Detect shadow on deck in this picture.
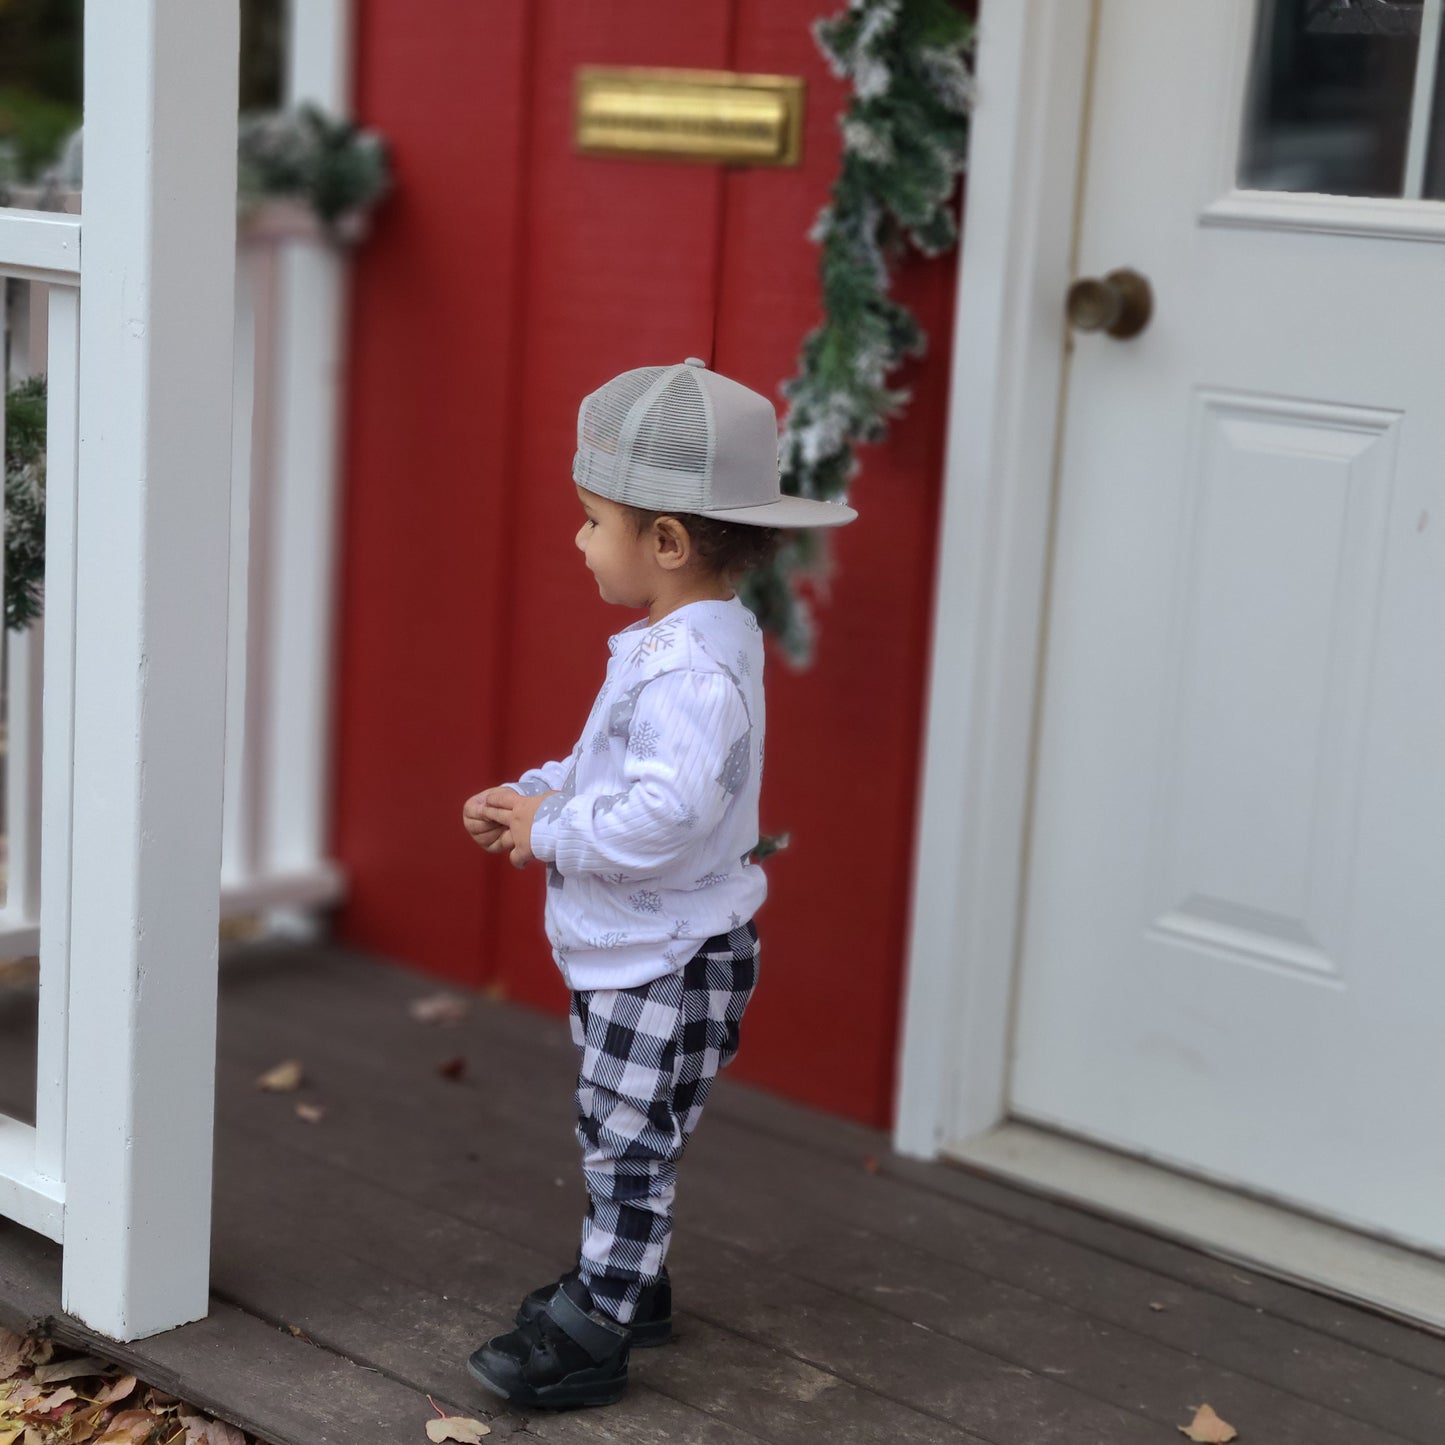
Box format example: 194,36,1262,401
0,942,1442,1444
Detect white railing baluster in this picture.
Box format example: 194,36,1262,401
258,0,353,916
263,236,345,894
34,283,79,1188
216,213,343,920
4,624,45,944
5,279,49,948
222,242,260,888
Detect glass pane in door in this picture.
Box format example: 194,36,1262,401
1239,0,1427,196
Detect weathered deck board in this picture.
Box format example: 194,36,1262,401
211,1037,1172,1441
211,1130,984,1445
0,941,1440,1445
216,944,1445,1441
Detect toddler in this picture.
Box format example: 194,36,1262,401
461,357,854,1410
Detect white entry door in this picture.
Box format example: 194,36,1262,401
1012,0,1445,1251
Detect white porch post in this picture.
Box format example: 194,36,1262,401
62,0,239,1339
261,0,353,899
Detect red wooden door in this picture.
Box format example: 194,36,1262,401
335,0,956,1128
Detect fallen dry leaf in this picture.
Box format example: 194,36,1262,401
197,1419,248,1445
425,1417,490,1442
103,1407,167,1434
257,1060,304,1092
92,1376,137,1408
0,1332,27,1380
60,1414,98,1445
294,1102,327,1124
94,1427,151,1445
31,1383,77,1413
408,992,470,1026
1179,1403,1238,1442
33,1356,108,1385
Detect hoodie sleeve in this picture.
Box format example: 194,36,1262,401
502,746,580,798
529,669,750,878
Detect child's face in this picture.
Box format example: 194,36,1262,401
575,486,660,609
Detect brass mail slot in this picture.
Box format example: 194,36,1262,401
575,67,804,167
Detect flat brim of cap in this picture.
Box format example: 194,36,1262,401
697,495,858,529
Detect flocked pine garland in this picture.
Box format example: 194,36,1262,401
33,104,391,238
4,377,47,632
739,0,975,663
237,104,391,237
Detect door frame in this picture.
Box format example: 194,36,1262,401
893,0,1096,1157
894,0,1445,1327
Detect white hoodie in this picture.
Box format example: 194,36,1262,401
506,597,767,990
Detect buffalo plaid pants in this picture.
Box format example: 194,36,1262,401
570,921,759,1324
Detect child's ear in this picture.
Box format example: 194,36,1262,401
652,516,693,572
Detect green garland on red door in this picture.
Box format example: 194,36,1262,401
739,0,975,662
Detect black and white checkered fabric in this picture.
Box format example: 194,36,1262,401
571,922,759,1324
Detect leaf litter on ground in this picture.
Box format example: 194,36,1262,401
1179,1402,1239,1442
408,993,471,1026
0,1329,278,1445
425,1394,489,1441
256,1059,304,1092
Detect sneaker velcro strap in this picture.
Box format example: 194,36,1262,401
544,1285,628,1362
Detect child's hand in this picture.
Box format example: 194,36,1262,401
463,786,522,853
481,790,555,870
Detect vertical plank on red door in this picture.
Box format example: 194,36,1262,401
488,0,738,1014
334,0,533,980
715,0,957,1127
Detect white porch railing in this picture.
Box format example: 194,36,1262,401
0,0,352,1343
0,207,79,1252
1,208,345,951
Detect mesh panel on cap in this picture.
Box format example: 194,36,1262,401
574,367,666,497
573,365,712,512
618,370,712,509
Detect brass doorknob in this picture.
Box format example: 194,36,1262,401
1065,267,1153,339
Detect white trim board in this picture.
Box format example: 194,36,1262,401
895,0,1093,1154
949,1123,1445,1335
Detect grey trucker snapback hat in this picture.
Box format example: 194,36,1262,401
572,357,858,528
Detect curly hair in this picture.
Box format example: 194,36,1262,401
629,507,783,579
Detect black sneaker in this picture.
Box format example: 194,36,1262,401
467,1277,629,1409
515,1265,672,1347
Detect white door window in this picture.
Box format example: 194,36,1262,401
1241,0,1445,199
1010,0,1445,1251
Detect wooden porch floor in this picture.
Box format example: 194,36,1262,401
0,942,1443,1444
